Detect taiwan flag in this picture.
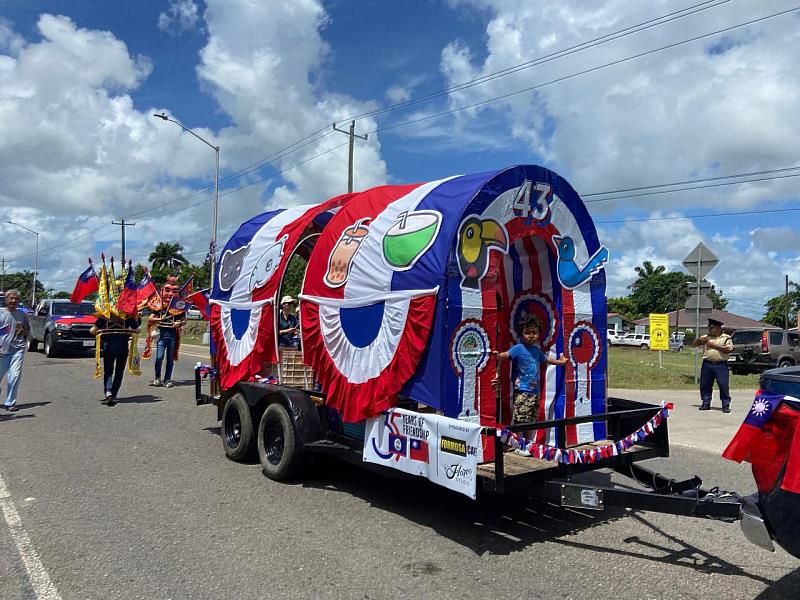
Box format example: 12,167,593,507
388,433,407,458
136,271,158,310
409,438,429,463
116,262,138,315
723,391,800,494
70,262,99,303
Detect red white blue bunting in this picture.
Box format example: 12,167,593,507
499,402,672,464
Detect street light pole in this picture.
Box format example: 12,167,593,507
6,221,39,307
153,113,220,288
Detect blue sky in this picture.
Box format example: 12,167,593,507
0,0,798,319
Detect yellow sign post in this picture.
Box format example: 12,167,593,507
649,314,670,351
649,313,669,369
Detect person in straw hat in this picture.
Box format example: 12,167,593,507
278,295,300,349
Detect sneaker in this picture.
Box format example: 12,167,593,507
699,405,711,411
722,406,731,414
164,381,174,388
513,448,532,457
152,379,162,387
107,396,116,407
5,406,17,412
105,391,113,400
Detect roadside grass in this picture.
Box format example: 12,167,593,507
608,345,759,390
140,316,208,346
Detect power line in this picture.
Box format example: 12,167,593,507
596,206,800,224
367,6,799,136
348,0,729,124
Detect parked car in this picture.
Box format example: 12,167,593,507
618,333,651,349
186,305,202,320
728,327,800,375
607,329,627,345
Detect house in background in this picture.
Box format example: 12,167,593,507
633,308,772,334
608,312,636,333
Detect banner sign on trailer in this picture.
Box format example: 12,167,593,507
363,408,483,498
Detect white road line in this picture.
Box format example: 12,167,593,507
0,473,61,599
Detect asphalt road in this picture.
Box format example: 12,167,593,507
0,350,797,599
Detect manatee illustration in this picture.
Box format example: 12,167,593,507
218,244,251,291
248,235,287,293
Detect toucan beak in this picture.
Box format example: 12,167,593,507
481,219,508,252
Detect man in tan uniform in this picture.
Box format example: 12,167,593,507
691,317,734,413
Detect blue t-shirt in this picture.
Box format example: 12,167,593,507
507,343,547,393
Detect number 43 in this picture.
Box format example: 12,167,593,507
512,180,552,223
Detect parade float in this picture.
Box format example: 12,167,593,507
195,164,799,559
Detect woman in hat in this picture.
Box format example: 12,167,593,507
278,295,300,349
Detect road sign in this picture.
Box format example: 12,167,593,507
687,279,712,294
649,314,669,351
685,294,713,311
634,325,645,335
682,243,719,280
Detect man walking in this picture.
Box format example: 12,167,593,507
0,290,30,412
692,317,734,413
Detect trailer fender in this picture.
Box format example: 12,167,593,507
232,383,322,448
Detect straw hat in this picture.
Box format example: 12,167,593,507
281,295,297,305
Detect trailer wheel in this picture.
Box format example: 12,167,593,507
44,333,58,358
258,403,300,481
221,393,255,461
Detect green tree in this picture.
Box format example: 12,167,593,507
280,255,306,299
706,284,729,310
628,262,692,317
607,297,638,321
763,282,800,327
148,242,188,274
2,270,44,306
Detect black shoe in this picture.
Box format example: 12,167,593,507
722,406,731,413
107,395,117,406
699,405,711,411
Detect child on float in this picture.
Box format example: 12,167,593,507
493,315,568,456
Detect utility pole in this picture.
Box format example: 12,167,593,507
0,257,6,292
333,120,368,193
785,274,790,330
111,219,136,265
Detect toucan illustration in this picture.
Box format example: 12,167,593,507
457,216,509,290
552,235,609,289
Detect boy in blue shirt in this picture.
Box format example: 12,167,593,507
493,315,567,455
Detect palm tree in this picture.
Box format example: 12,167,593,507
628,261,666,292
149,242,188,272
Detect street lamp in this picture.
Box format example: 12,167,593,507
6,221,39,307
153,113,220,287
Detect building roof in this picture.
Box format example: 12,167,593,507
633,308,773,330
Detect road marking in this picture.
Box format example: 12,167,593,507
0,473,61,600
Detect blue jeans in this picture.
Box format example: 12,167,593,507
700,360,731,408
103,349,128,397
0,348,25,407
155,329,177,382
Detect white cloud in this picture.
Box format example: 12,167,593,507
749,226,800,252
158,0,202,36
386,84,410,103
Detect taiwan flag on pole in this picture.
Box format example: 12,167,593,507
70,260,99,303
136,271,158,310
116,261,138,315
187,288,211,321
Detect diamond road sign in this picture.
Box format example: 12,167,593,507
682,243,719,281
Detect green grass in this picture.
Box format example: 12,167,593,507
607,345,759,389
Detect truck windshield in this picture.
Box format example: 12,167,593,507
54,303,95,316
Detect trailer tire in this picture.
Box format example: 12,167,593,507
221,393,255,461
258,403,300,481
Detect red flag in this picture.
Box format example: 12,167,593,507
187,288,211,321
70,260,99,303
117,261,138,315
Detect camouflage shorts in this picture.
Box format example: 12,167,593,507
513,390,541,424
